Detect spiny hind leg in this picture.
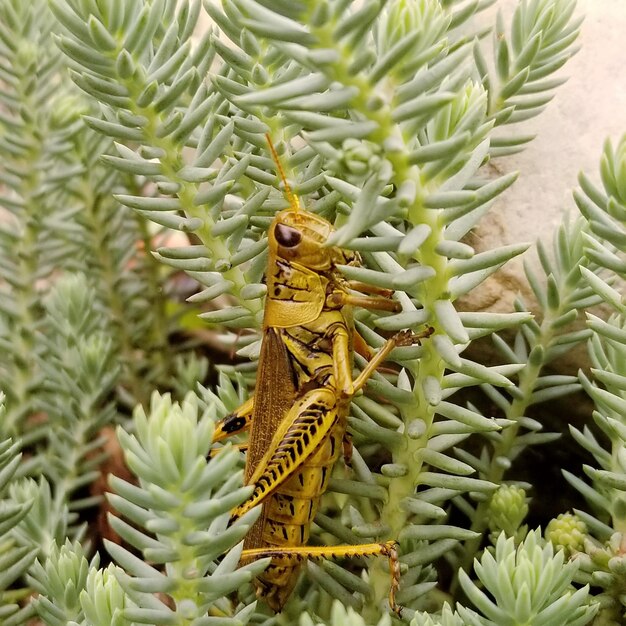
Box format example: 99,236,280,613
231,388,339,521
241,540,402,616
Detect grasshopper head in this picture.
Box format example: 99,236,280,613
269,209,359,271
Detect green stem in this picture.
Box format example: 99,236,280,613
81,187,150,407
135,210,173,385
4,211,41,436
51,419,90,516
117,70,263,324
367,229,447,620
451,300,569,590
2,105,46,436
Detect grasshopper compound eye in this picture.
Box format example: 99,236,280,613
275,224,302,248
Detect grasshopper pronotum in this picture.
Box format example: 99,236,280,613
212,135,432,614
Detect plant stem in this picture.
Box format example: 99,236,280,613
116,69,264,324
80,187,151,407
2,114,46,436
451,299,568,590
135,210,173,383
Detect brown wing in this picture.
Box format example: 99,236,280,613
244,326,297,549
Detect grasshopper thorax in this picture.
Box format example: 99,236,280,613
269,208,359,271
263,208,360,328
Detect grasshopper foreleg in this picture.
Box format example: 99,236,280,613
353,329,430,394
345,281,395,298
212,396,254,442
327,291,401,313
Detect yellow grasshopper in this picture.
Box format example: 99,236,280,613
212,135,432,614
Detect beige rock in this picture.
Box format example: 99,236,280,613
480,0,626,280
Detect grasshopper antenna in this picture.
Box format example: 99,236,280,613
265,133,300,213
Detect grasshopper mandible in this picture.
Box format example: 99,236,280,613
212,135,432,614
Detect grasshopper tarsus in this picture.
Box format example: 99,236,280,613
393,325,435,348
379,540,403,617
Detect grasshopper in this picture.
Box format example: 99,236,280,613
212,136,432,614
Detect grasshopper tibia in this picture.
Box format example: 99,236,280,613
350,326,434,397
241,540,403,616
326,291,401,313
346,281,395,298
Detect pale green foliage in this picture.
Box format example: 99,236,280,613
480,0,582,155
0,0,600,623
36,274,118,510
21,392,269,626
0,0,178,441
8,477,71,560
411,605,467,626
485,484,528,543
105,392,267,625
0,429,38,626
450,215,602,580
565,134,626,623
545,512,587,555
80,565,135,626
29,541,98,626
0,0,77,436
456,531,596,626
300,601,393,626
298,534,598,626
60,126,176,405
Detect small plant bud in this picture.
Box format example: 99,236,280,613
545,512,587,555
487,484,528,538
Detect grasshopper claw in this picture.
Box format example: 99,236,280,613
394,326,435,347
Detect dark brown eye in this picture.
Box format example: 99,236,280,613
275,224,302,248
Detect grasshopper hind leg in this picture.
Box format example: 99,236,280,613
241,541,402,616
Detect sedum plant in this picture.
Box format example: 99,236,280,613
450,213,602,582
0,423,39,626
299,532,598,626
0,0,178,443
30,392,269,626
559,135,626,625
0,0,612,625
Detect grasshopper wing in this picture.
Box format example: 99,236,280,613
243,327,297,548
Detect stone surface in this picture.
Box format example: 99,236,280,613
461,0,626,383
479,0,626,288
